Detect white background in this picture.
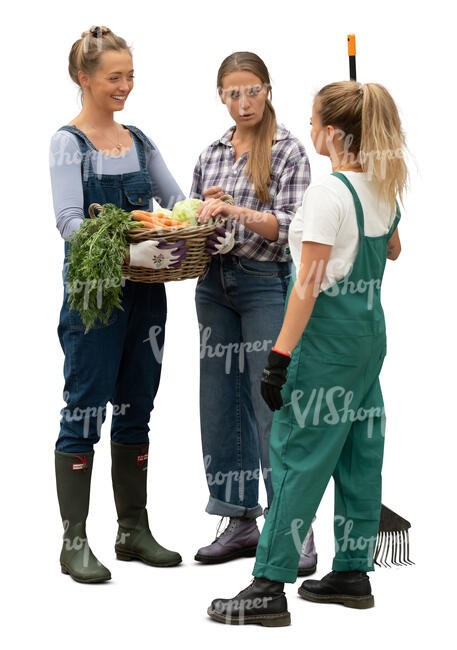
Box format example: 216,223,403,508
2,0,454,647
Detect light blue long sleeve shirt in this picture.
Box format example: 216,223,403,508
49,130,186,240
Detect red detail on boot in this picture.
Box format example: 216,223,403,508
72,455,87,471
137,445,149,468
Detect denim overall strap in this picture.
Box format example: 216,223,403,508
57,124,150,181
122,124,156,169
58,125,96,183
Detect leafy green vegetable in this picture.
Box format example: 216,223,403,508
171,198,202,223
66,203,140,333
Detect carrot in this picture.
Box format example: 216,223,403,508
131,209,190,229
130,212,160,230
152,213,173,225
131,209,154,216
131,215,154,224
136,220,156,229
131,210,154,220
132,217,154,227
152,213,189,228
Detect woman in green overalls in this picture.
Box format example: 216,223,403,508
207,80,407,626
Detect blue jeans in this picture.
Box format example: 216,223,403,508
56,271,167,453
195,254,291,518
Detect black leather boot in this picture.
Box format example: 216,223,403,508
298,570,374,609
207,577,291,626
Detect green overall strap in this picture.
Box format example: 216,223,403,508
332,172,401,241
386,201,401,239
331,172,365,236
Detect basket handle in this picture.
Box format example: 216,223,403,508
89,203,103,219
220,194,235,205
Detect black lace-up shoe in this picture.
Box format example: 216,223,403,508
298,570,374,609
207,577,291,626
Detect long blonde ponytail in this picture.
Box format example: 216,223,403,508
316,81,408,212
360,83,408,211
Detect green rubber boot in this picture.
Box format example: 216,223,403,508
111,441,182,567
55,450,111,583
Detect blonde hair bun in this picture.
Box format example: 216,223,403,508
81,25,111,38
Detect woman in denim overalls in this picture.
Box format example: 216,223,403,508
51,26,186,583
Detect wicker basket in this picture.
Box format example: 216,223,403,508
88,196,233,283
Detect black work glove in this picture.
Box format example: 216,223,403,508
261,349,291,412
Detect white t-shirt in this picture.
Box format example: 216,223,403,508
288,171,397,291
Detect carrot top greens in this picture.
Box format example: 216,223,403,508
66,204,141,333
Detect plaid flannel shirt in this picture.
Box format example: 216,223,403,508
190,123,311,262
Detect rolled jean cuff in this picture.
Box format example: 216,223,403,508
55,440,96,454
205,496,263,519
332,556,375,572
252,560,298,584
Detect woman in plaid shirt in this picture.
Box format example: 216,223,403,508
190,52,315,573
